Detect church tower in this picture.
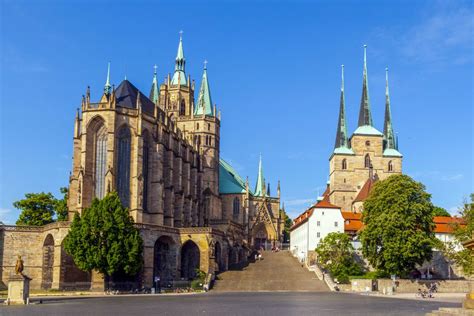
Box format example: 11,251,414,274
328,46,403,212
157,33,221,223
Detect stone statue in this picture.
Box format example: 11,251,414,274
15,255,24,275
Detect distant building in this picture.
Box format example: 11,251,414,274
290,197,343,262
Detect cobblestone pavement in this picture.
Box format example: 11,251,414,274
0,292,462,316
213,250,328,292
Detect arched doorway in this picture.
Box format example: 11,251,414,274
214,242,222,273
154,236,176,286
42,234,54,289
60,243,91,290
254,225,268,250
181,240,200,280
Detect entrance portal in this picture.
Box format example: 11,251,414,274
254,228,268,250
180,240,200,280
154,236,176,285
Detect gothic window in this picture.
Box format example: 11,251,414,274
364,154,371,168
180,100,186,116
342,159,347,170
388,160,393,172
233,197,240,220
208,123,210,131
116,126,131,207
196,123,199,130
142,132,150,211
209,136,212,146
94,125,107,199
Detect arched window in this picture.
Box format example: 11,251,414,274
208,123,210,131
179,100,186,116
196,123,199,130
364,154,371,168
95,125,107,199
116,126,131,207
342,159,347,170
233,197,240,219
142,132,150,211
388,160,393,172
209,136,212,147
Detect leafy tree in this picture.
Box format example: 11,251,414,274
63,192,143,276
281,210,293,243
55,187,69,221
360,174,436,277
315,232,363,283
15,192,56,226
433,206,451,217
438,194,474,276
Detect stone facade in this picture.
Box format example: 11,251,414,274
0,36,283,290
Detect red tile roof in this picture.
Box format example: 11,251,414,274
341,212,363,232
353,176,378,203
433,216,465,234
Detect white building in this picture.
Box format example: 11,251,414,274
290,198,344,263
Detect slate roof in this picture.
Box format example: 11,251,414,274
115,80,155,115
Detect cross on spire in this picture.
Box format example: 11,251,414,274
203,59,208,69
179,30,183,40
153,64,158,75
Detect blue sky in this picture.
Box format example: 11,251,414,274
0,0,472,223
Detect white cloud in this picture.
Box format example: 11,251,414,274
284,198,314,207
0,208,13,224
401,5,473,65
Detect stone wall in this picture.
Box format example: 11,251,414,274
378,279,473,293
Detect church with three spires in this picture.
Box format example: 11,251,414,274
327,45,403,213
0,34,284,291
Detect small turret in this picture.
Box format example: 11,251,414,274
194,60,214,116
150,64,159,104
104,62,112,96
171,31,187,86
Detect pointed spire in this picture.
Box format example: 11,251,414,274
334,64,349,150
358,45,373,127
104,62,112,96
254,154,265,197
171,31,187,86
383,67,396,150
194,60,213,116
267,183,271,196
150,64,159,104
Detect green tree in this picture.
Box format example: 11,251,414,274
55,187,69,221
315,232,363,283
281,210,293,243
14,192,56,226
63,192,143,277
433,206,451,217
360,174,436,277
438,194,474,276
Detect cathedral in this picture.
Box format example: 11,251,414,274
0,34,284,290
327,45,403,212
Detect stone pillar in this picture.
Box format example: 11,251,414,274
6,275,30,305
90,271,105,292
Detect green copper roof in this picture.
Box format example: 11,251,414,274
194,63,213,116
358,45,373,127
353,125,383,136
383,148,403,157
171,34,187,86
334,65,351,154
334,146,355,155
383,68,399,152
104,62,111,95
219,159,251,194
149,65,159,104
254,155,265,197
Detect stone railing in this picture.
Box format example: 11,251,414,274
0,221,71,232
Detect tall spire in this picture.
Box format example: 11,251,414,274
383,68,396,150
334,65,349,149
171,31,187,86
358,45,373,127
149,64,159,104
194,60,213,116
254,154,265,197
104,62,111,96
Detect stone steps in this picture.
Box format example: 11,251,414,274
212,251,328,292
